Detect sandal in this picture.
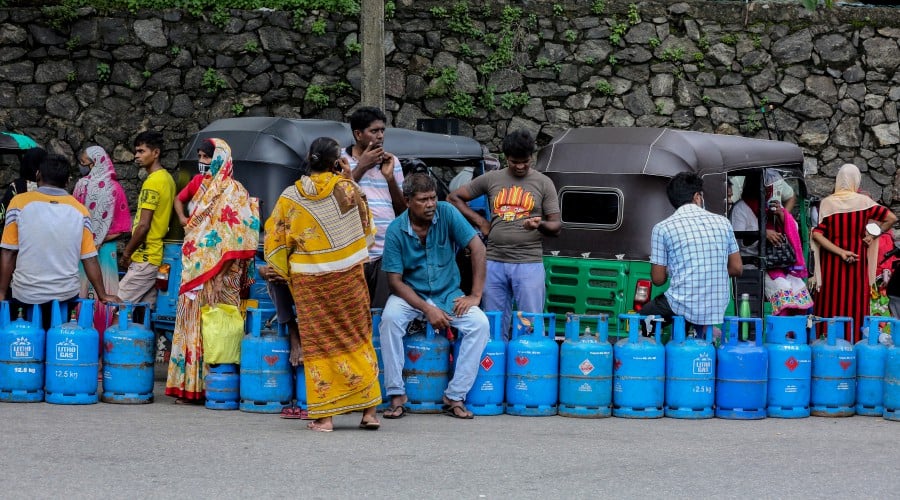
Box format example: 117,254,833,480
358,418,381,430
280,406,304,419
382,404,407,419
441,402,474,419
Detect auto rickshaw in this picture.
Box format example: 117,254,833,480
535,127,809,337
151,117,488,337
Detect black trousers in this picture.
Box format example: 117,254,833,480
363,258,390,310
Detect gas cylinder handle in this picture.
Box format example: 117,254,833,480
30,303,42,329
673,316,686,343
547,313,556,339
825,317,853,346
512,311,541,339
370,307,383,316
134,302,153,329
0,300,8,330
862,316,898,346
723,316,764,346
619,313,643,343
564,313,608,342
248,307,262,338
50,299,63,329
77,299,96,329
485,311,502,342
426,322,435,340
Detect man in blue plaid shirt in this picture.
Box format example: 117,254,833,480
643,172,743,333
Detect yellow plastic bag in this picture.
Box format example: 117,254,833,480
201,303,244,364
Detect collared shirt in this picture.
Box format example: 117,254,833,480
382,201,476,314
343,151,403,259
650,203,739,326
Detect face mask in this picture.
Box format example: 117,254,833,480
198,162,208,175
79,165,90,176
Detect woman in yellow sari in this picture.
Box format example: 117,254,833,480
166,138,259,402
264,137,381,432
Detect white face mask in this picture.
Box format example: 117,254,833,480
198,162,208,174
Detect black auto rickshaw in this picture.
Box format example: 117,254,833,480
151,117,488,337
535,127,808,337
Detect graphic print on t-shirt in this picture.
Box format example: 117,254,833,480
493,185,535,222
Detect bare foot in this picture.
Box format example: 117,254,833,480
307,417,333,432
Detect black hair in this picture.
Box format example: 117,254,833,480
349,106,387,134
20,147,48,182
198,138,215,158
38,154,71,188
133,130,164,152
306,137,341,173
666,172,704,209
501,129,535,159
402,172,436,199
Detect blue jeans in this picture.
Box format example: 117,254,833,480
380,295,489,402
482,260,546,341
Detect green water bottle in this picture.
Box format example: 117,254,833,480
739,293,751,341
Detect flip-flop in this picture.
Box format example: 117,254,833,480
358,419,381,430
382,404,407,419
442,403,474,419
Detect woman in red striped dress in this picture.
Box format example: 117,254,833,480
811,164,897,342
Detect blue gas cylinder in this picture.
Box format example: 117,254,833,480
102,303,155,404
613,314,665,418
205,363,239,410
506,312,558,416
371,308,387,411
559,313,613,418
855,317,896,416
716,317,768,419
240,308,292,413
810,317,856,417
403,323,450,413
765,315,811,418
454,310,506,416
885,324,900,421
665,317,715,419
0,302,44,402
45,300,100,405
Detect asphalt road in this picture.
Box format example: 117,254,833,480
2,381,898,499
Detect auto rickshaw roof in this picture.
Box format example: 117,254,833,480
180,117,484,166
536,127,803,177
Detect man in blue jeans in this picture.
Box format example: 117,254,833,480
380,173,489,419
449,129,561,339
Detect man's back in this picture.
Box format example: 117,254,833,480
651,203,738,325
0,187,96,303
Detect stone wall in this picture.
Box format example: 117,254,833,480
1,0,899,204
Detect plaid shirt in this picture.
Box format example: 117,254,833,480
650,203,739,326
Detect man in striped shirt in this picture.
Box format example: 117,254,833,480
343,106,405,308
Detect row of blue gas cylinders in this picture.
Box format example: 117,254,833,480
0,300,156,404
373,311,900,421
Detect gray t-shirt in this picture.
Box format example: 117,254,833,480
467,168,560,263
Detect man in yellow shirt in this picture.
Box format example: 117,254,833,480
118,131,175,307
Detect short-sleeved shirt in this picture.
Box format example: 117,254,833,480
343,150,403,259
0,186,97,304
131,168,175,266
651,203,739,326
466,168,559,263
382,201,476,314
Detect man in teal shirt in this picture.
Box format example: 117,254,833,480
380,173,489,419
